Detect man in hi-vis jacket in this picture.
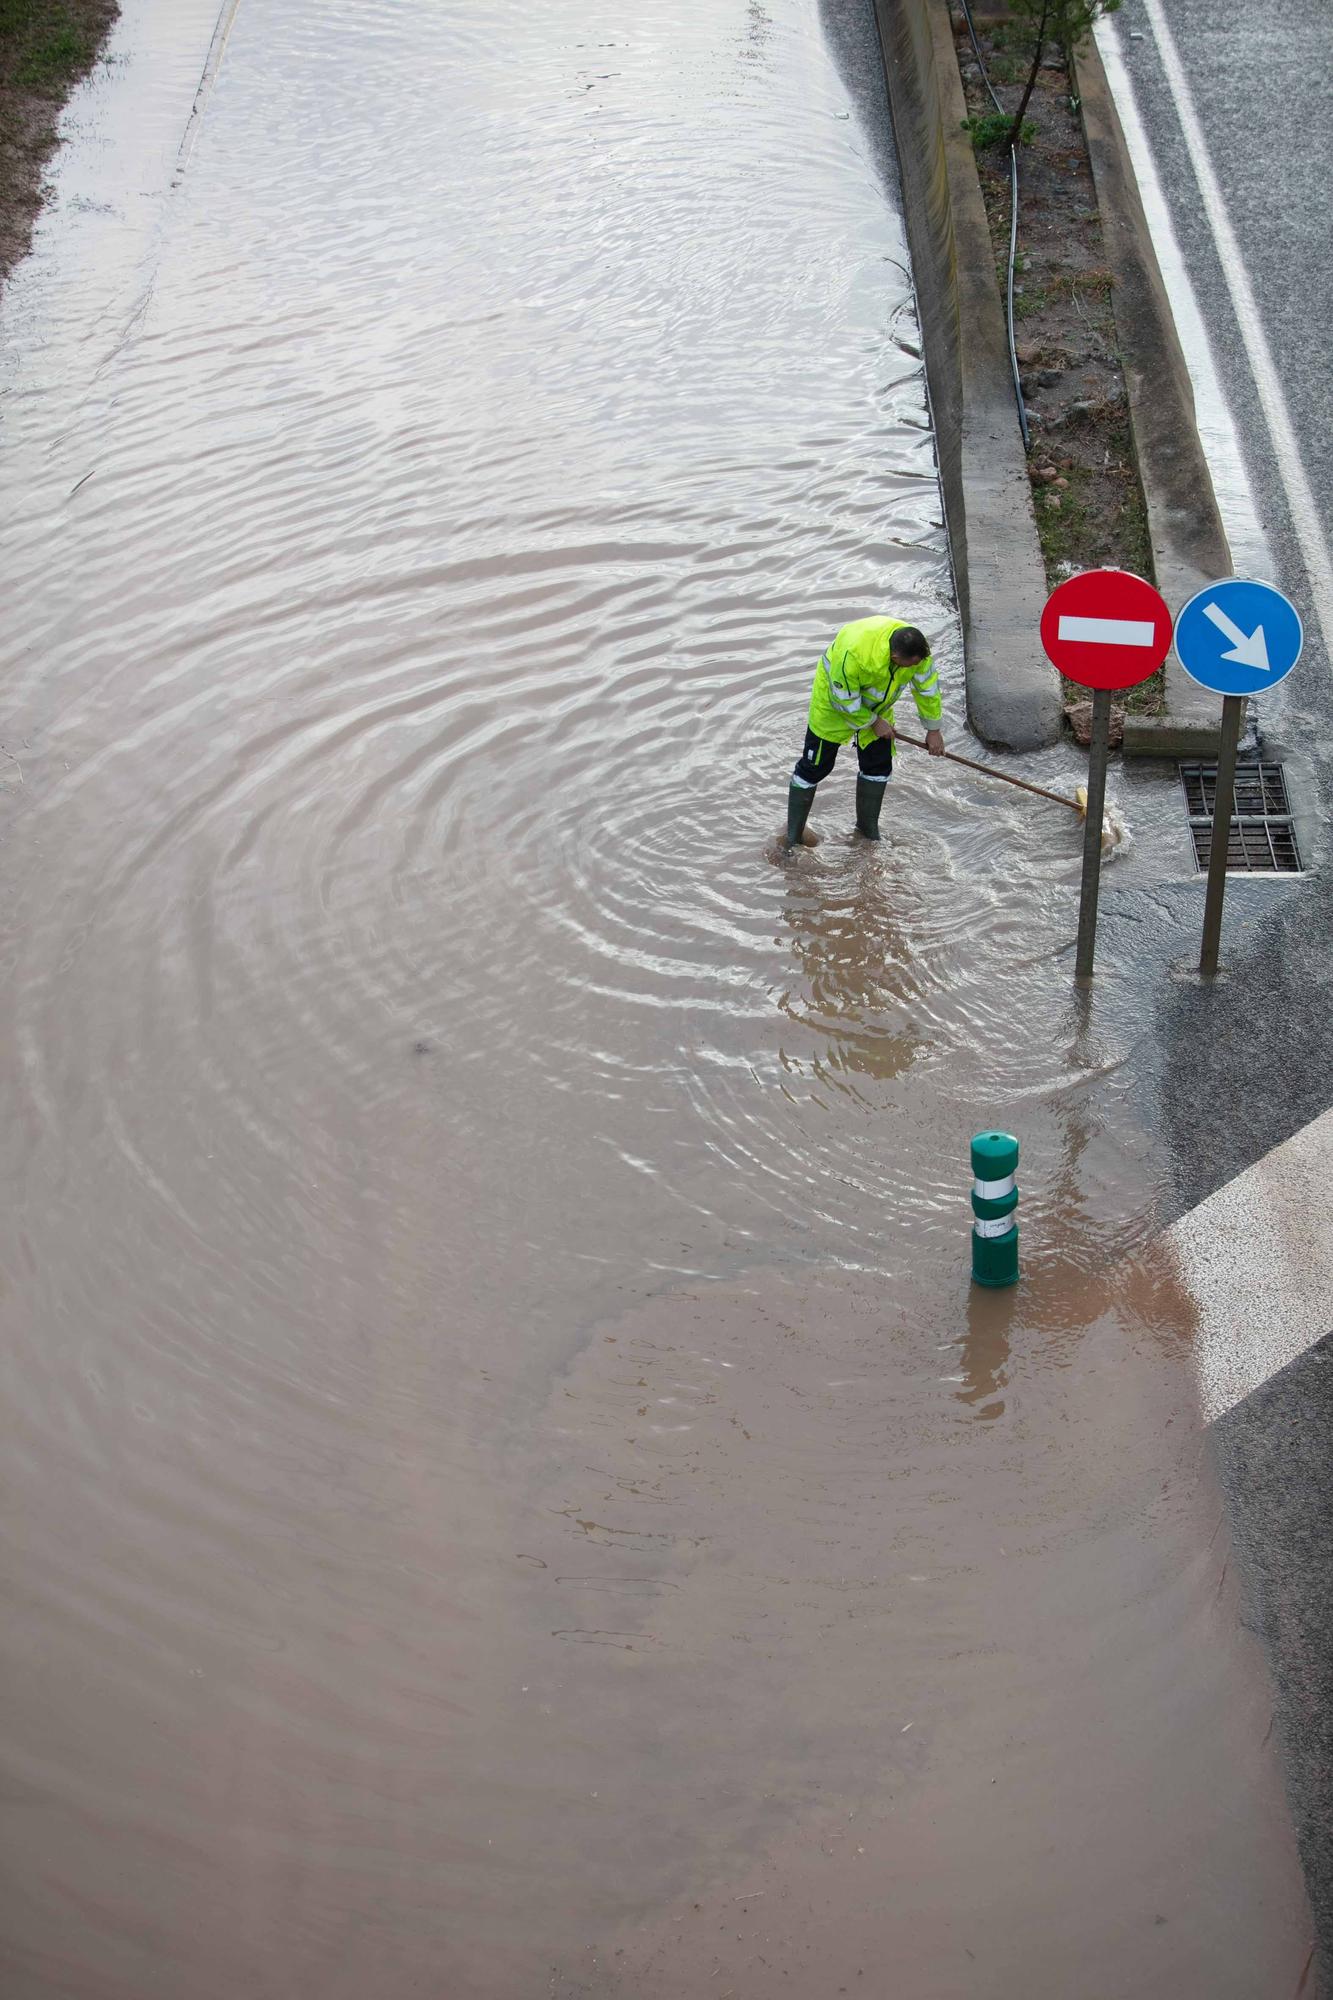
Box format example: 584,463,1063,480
785,618,944,847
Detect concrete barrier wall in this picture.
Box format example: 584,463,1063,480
872,0,1062,749
870,2,963,589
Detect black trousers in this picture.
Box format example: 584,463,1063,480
791,726,894,789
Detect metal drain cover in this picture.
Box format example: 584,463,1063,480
1179,760,1301,873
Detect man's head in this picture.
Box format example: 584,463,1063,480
889,626,930,667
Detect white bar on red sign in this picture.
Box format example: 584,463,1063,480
1057,615,1157,647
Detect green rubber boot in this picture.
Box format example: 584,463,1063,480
785,782,815,849
855,776,886,841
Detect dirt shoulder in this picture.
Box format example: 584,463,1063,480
0,0,120,286
953,9,1161,727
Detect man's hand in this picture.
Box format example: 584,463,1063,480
925,729,946,757
870,716,895,741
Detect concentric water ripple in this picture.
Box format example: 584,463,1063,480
0,1,1176,1993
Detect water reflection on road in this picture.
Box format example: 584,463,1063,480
0,0,1310,1994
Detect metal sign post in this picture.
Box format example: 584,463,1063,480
1039,569,1173,983
1198,694,1243,978
1074,687,1112,982
1174,579,1304,978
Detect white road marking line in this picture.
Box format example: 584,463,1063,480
178,0,246,173
1057,614,1156,647
1165,1104,1333,1425
1134,0,1333,664
1094,18,1272,585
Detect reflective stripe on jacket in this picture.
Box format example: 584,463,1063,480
806,616,942,747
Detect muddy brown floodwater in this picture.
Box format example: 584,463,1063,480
0,1,1314,1996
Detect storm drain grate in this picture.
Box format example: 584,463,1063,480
1179,760,1302,873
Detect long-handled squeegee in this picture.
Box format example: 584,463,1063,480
894,727,1126,850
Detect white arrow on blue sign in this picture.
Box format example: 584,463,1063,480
1173,578,1303,696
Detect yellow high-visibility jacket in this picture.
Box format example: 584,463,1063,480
807,616,942,747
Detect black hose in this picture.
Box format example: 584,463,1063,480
1006,149,1029,452
959,0,1004,114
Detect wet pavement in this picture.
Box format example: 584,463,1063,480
0,0,1316,1993
1102,5,1333,1985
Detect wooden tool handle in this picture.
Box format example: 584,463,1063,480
894,727,1082,813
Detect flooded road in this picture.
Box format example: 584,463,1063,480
0,0,1312,1994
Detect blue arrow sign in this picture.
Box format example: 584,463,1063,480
1174,578,1303,696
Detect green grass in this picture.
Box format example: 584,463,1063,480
1032,441,1152,581
1012,283,1051,320
962,111,1035,150
1032,467,1093,575
0,2,104,96
1034,456,1162,713
1010,265,1112,321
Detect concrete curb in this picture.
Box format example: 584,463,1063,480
871,0,1062,752
1072,31,1229,759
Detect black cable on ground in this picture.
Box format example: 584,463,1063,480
954,0,1031,453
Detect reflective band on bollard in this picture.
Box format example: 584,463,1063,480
971,1131,1019,1288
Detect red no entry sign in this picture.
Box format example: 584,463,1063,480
1040,569,1172,690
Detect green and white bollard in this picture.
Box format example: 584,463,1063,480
971,1131,1019,1288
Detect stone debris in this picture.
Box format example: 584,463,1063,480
1064,700,1126,748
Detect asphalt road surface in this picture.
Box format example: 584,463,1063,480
1100,3,1333,1985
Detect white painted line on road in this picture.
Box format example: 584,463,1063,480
1134,0,1333,664
1057,614,1156,647
1166,1104,1333,1425
1094,21,1273,586
178,0,246,173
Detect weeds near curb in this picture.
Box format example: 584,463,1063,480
962,112,1036,150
